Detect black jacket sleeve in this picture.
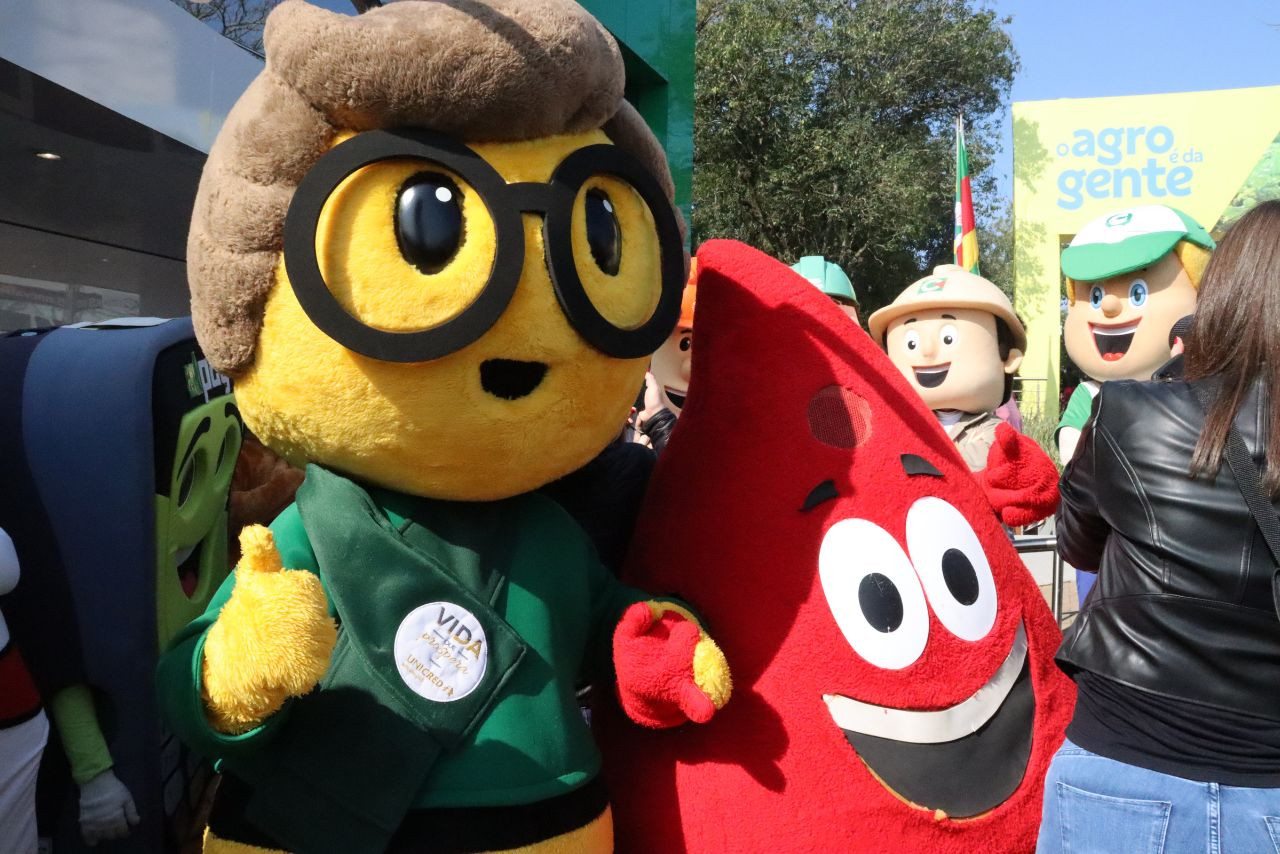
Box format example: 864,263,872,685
1056,388,1113,572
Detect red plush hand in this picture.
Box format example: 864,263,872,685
613,602,725,729
979,423,1060,527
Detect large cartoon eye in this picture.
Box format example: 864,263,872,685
904,330,920,351
1128,278,1148,307
177,458,196,507
573,176,661,330
1088,285,1104,308
395,172,465,275
940,323,959,348
819,518,929,669
905,497,997,641
678,334,692,352
584,189,622,276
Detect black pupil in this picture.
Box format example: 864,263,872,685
396,172,464,275
178,461,195,507
858,573,904,633
585,188,621,276
942,548,980,606
679,336,691,352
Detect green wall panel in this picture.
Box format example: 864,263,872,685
579,0,694,231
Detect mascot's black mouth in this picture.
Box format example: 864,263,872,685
174,541,203,599
912,364,950,389
824,621,1033,819
1091,321,1139,362
665,388,687,409
480,359,548,400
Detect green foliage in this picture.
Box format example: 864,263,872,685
980,206,1014,301
694,0,1018,315
1019,411,1063,474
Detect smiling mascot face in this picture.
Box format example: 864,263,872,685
596,241,1075,853
189,0,682,503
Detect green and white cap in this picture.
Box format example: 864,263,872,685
1061,205,1215,282
791,255,857,305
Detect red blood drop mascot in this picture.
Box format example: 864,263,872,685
597,241,1075,853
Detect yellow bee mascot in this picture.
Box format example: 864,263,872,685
156,2,730,852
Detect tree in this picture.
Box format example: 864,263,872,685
980,205,1015,302
170,0,275,55
694,0,1018,314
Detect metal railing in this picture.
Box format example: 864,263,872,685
1013,534,1077,627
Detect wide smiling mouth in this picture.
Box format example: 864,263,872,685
480,359,548,400
664,387,687,409
1091,320,1140,362
823,621,1033,819
912,364,950,389
174,541,203,599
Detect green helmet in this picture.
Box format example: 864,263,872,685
791,255,857,305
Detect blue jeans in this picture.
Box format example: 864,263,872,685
1037,739,1280,854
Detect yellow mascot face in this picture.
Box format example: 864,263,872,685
236,129,668,501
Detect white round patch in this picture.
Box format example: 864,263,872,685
393,602,488,703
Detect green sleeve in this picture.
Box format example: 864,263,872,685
577,520,696,682
47,684,113,784
1055,384,1096,437
155,504,321,764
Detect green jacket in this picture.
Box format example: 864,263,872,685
157,465,654,853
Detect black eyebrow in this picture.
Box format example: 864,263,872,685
179,417,212,472
800,479,839,512
941,313,956,320
903,318,917,325
900,454,942,477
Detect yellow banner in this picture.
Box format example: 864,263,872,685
1012,84,1280,417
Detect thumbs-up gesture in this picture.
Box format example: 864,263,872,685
201,526,337,734
979,423,1060,528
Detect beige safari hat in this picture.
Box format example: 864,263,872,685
867,265,1026,350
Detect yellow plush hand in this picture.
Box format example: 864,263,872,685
201,526,337,734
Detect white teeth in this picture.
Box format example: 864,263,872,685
1093,322,1140,335
174,545,196,566
823,620,1027,745
915,367,948,375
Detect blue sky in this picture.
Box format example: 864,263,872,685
987,0,1280,203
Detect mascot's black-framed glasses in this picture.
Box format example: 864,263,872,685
282,129,685,363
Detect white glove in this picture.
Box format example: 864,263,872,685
78,769,140,845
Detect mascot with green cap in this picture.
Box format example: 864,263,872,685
792,255,859,323
1057,205,1215,463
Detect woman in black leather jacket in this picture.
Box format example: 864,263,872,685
1037,202,1280,854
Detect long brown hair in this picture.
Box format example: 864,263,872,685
1184,200,1280,494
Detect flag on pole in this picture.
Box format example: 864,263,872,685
954,115,980,275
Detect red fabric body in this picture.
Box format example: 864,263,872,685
596,241,1075,853
0,641,42,724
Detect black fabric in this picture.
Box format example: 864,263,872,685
900,453,942,477
1055,375,1280,721
840,660,1035,817
1187,379,1280,619
640,407,677,454
211,773,609,852
1069,671,1280,787
801,479,838,512
539,437,655,571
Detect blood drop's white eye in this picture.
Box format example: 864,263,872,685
819,518,929,670
906,497,997,641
